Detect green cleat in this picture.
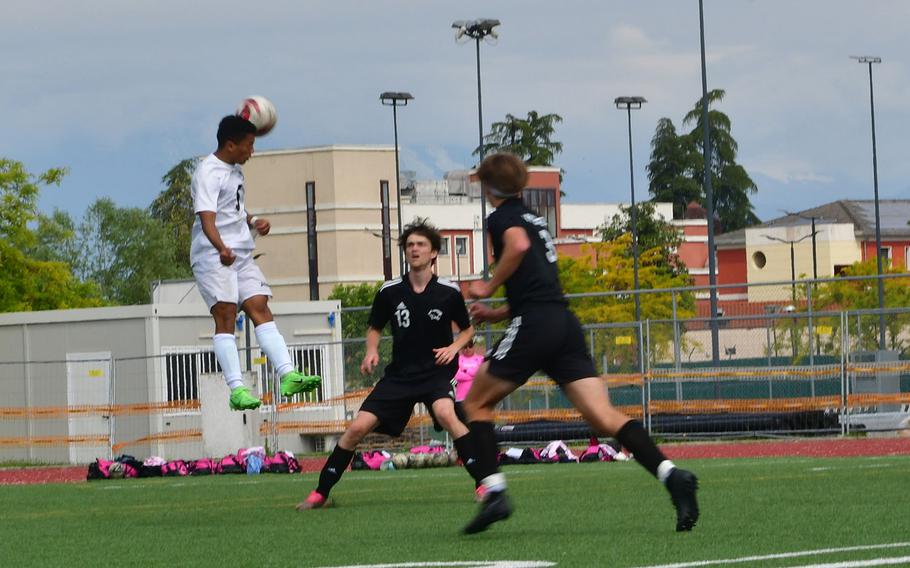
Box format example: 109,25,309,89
280,370,322,397
229,386,262,411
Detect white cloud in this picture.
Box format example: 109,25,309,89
748,157,835,185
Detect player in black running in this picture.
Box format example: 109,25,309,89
461,153,699,534
297,219,480,510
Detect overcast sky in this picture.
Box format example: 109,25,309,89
3,1,908,224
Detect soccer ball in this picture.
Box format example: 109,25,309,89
391,453,410,470
236,95,277,136
408,453,429,469
431,451,450,468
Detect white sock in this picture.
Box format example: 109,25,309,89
481,472,507,493
213,333,244,390
657,460,677,484
254,320,294,377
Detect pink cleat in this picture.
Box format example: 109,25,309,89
296,490,329,510
474,485,487,503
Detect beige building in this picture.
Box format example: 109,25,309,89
244,146,401,300
245,148,659,300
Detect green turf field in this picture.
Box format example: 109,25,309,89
1,456,909,567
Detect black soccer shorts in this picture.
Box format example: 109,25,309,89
486,305,597,386
359,372,455,437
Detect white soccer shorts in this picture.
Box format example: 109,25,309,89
191,249,272,311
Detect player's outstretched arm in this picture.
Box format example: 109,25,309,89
467,226,530,300
434,325,475,365
360,327,382,375
469,303,511,324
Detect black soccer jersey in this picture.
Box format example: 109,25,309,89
367,275,471,381
487,197,566,314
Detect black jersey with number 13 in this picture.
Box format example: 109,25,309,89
367,275,471,381
487,197,566,315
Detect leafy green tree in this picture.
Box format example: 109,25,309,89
647,118,701,219
0,158,67,249
329,282,387,390
599,201,685,275
646,89,759,231
149,158,197,276
0,158,104,312
475,111,563,166
75,198,188,305
26,209,79,263
559,237,694,370
682,89,759,231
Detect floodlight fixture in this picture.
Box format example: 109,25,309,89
850,55,882,64
614,96,647,110
380,92,414,106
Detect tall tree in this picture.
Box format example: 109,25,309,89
149,158,197,276
682,89,759,231
475,111,563,166
76,198,188,305
647,118,701,219
646,89,759,231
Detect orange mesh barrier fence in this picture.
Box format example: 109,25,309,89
0,435,110,448
0,401,200,420
111,429,202,453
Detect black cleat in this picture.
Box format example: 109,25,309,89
463,490,513,534
666,468,699,532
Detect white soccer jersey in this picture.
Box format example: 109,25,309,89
190,153,256,261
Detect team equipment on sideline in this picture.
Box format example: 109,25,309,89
236,95,277,136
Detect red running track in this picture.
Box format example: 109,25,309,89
3,437,909,486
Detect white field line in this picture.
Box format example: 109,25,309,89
791,556,910,567
635,542,910,568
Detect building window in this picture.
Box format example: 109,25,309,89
455,236,468,256
164,351,213,402
439,236,449,256
522,188,557,236
259,345,329,403
879,246,891,263
752,251,767,269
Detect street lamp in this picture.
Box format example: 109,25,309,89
782,210,825,281
698,0,720,364
380,91,414,276
452,18,500,280
850,55,886,350
614,96,647,326
762,233,815,302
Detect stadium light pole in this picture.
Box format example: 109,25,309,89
851,55,886,350
615,96,647,327
452,18,500,280
380,91,414,276
698,0,720,365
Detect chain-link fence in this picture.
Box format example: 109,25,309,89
2,274,910,464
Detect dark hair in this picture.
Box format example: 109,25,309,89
476,152,528,195
217,115,257,149
399,217,442,252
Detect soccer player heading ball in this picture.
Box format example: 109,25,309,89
461,153,699,534
297,219,482,510
190,115,320,411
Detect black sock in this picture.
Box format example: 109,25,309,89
316,445,355,497
468,421,500,482
453,433,481,487
615,420,667,478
